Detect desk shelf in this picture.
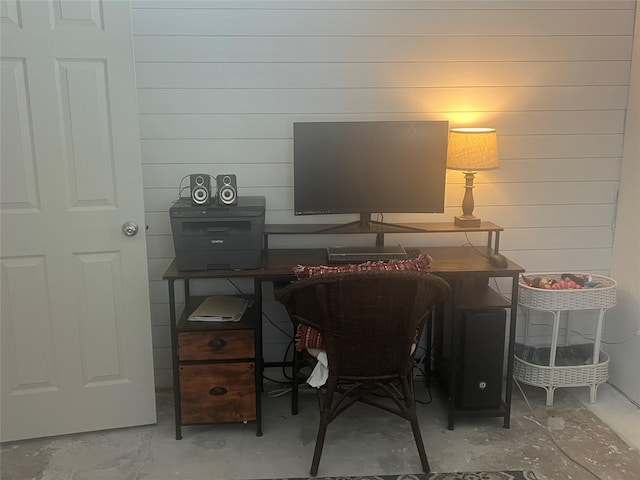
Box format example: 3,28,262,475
455,284,511,310
265,221,503,235
264,221,504,253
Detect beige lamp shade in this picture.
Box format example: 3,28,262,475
446,128,499,171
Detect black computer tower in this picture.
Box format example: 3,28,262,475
457,309,506,409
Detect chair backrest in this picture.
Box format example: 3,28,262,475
277,270,450,380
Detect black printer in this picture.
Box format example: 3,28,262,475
169,196,266,271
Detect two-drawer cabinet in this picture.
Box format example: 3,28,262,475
174,296,259,438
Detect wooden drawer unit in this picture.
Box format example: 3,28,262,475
179,363,256,424
178,330,254,361
173,296,259,437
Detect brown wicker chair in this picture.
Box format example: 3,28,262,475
276,270,450,476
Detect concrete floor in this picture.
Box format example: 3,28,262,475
1,382,639,480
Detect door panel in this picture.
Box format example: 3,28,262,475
0,58,39,211
58,59,117,207
1,256,57,395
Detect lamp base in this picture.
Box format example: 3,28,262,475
454,214,481,227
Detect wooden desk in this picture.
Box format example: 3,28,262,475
164,243,524,438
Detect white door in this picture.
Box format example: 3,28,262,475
0,0,156,441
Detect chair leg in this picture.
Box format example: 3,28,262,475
310,377,337,476
291,348,301,415
408,411,430,473
402,375,430,473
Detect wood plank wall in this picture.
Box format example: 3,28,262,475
131,0,637,388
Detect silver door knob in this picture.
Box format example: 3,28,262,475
122,221,139,237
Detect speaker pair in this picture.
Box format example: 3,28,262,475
189,173,237,206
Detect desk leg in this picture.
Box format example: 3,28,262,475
168,279,182,440
503,275,519,428
254,278,263,437
424,310,433,388
447,282,458,431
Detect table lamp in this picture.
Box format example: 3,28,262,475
446,127,499,227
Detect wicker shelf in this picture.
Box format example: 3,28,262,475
515,273,616,406
519,273,616,311
514,346,610,405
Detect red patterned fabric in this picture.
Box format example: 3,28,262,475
293,253,432,350
293,253,433,280
296,324,325,350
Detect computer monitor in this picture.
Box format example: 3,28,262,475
293,120,449,231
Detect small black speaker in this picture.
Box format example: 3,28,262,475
216,174,238,206
190,174,211,206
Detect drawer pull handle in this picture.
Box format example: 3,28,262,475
209,386,227,396
207,337,227,348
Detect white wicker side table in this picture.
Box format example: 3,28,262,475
514,273,617,406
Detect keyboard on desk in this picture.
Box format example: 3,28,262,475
326,245,421,264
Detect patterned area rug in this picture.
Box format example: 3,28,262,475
269,472,538,480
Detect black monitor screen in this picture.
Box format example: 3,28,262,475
293,121,449,221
